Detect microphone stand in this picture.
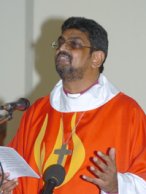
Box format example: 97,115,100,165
0,118,8,125
0,111,12,125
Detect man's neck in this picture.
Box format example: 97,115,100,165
62,76,99,94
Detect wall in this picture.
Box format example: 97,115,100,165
0,0,146,144
0,0,33,144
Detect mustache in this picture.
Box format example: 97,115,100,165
55,51,72,63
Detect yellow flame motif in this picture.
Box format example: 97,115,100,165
34,114,48,174
34,113,85,186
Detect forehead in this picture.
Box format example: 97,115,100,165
61,29,89,41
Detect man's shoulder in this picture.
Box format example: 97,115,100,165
28,95,51,112
115,92,144,112
33,95,50,105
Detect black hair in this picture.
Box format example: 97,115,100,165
61,17,108,73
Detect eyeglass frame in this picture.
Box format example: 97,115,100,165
51,38,97,51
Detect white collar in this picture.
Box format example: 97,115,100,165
50,74,120,112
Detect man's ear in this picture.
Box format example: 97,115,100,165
91,51,105,68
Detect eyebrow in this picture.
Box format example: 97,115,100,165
58,35,84,42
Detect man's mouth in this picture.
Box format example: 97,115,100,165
57,54,70,64
55,52,72,65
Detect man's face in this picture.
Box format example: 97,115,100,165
55,29,93,81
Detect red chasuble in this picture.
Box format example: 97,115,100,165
9,92,146,194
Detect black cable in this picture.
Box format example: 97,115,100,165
0,162,4,187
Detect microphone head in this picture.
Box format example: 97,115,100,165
43,164,66,186
15,98,30,111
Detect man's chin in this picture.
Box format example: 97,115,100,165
56,67,84,82
56,61,70,67
56,63,71,72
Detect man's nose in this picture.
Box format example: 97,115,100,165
58,41,70,51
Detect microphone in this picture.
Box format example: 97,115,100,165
0,98,30,112
42,164,66,194
0,98,30,122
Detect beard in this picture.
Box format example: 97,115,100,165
56,65,85,81
55,51,85,81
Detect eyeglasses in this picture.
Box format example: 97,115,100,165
51,39,96,50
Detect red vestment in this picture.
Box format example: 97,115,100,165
9,92,146,194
